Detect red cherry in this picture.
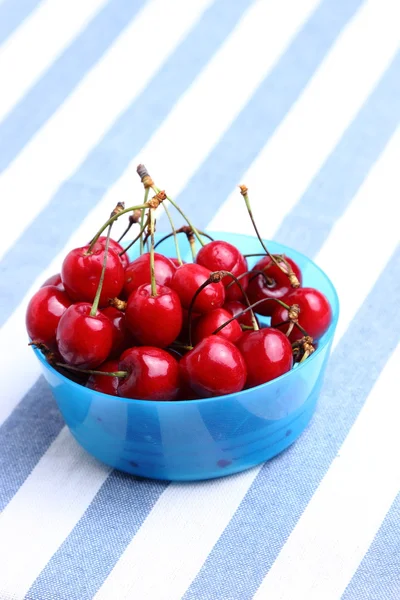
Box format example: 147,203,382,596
271,287,332,342
246,255,302,316
56,303,113,368
196,240,248,301
192,308,242,345
101,306,134,358
40,273,64,290
61,245,124,307
123,252,175,298
224,300,258,329
86,359,120,396
94,236,129,268
236,328,293,387
180,336,246,397
125,284,183,347
118,347,180,400
26,285,71,347
170,263,225,314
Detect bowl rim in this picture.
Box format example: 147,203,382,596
32,231,340,406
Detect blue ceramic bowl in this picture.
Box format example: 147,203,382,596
33,232,339,481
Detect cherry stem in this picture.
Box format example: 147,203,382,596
119,214,149,257
117,222,133,244
162,202,183,265
56,363,127,378
239,186,299,288
90,223,112,316
140,188,150,255
211,297,293,336
87,203,149,253
220,271,258,331
149,208,157,297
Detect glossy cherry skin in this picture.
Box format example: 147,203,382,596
101,306,134,358
86,359,119,396
170,263,225,314
94,236,129,268
56,303,113,368
123,252,175,298
246,255,302,316
26,285,71,347
192,308,242,345
196,240,248,301
125,284,183,348
224,300,258,329
61,245,124,307
271,287,332,342
236,328,293,388
118,347,180,400
40,273,64,290
180,336,247,397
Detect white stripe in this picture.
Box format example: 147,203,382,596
0,0,109,124
209,0,400,237
0,0,214,262
253,344,400,600
91,81,400,600
0,427,111,600
0,0,321,424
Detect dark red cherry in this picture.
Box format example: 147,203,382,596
247,255,302,316
123,252,175,298
86,359,120,396
224,300,258,329
101,306,134,358
170,263,225,314
180,336,246,397
125,284,182,347
26,285,71,347
271,287,332,342
61,245,124,307
192,308,242,345
56,303,113,368
94,236,129,268
236,328,293,387
40,273,64,290
118,347,180,400
196,240,248,301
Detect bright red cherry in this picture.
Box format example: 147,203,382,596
196,240,248,301
123,252,175,298
271,287,332,342
180,336,246,397
86,359,120,396
56,303,113,368
40,273,64,290
125,284,182,347
246,255,302,316
118,347,180,400
94,236,129,268
170,263,225,314
236,328,293,388
61,245,124,307
101,306,134,358
192,308,242,345
224,300,258,329
26,285,71,347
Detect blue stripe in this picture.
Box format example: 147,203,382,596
184,244,400,600
0,0,42,46
342,492,400,600
0,0,147,174
0,376,64,511
28,472,167,600
274,50,400,255
159,0,365,232
0,0,254,327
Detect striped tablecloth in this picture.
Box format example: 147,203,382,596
0,1,399,598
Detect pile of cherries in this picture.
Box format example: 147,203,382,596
26,167,332,401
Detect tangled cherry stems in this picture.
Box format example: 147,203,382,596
239,185,300,288
119,214,150,258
